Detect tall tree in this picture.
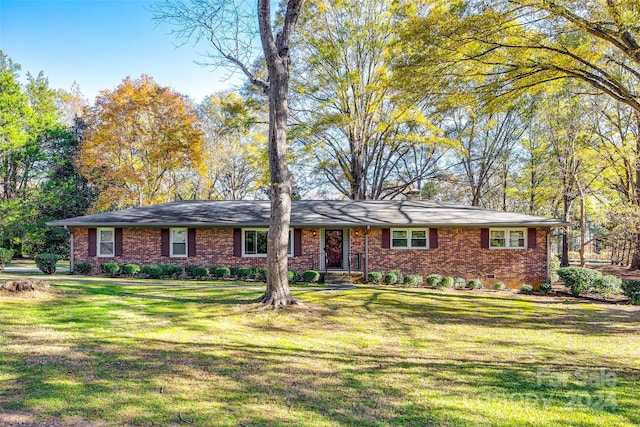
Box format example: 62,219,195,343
155,0,305,308
291,0,445,200
396,0,640,268
78,75,204,211
195,92,268,200
443,105,527,208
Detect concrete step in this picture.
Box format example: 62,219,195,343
324,271,364,284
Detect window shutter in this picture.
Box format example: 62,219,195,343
88,228,97,257
480,228,490,249
161,229,170,257
381,228,390,248
528,228,537,249
114,228,123,257
429,228,439,249
188,228,196,257
294,229,302,257
233,228,242,257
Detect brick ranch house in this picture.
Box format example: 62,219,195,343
48,200,567,287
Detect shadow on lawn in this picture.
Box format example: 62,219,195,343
353,287,640,337
1,335,638,427
1,281,640,426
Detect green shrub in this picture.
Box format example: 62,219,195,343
592,274,622,298
0,248,14,272
254,267,268,282
122,263,141,277
453,277,466,288
74,261,92,275
467,279,483,289
557,267,603,296
622,280,640,304
302,270,320,283
384,272,399,285
439,276,454,288
389,269,403,284
101,262,120,277
214,267,231,278
160,264,183,279
191,266,208,280
238,267,253,279
493,282,507,291
521,284,534,294
34,253,59,275
230,267,241,278
142,265,164,279
288,270,301,282
539,283,553,294
425,274,442,287
367,271,384,284
404,274,423,287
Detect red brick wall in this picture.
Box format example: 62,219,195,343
71,227,322,273
366,227,549,287
71,226,548,286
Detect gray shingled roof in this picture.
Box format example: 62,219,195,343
47,200,567,228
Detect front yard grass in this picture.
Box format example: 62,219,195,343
0,274,638,426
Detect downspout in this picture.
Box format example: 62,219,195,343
365,225,370,279
546,228,551,283
66,226,74,274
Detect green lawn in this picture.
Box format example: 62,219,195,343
0,274,638,426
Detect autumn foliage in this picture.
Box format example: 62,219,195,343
79,75,204,211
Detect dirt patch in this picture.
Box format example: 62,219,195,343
0,279,50,293
585,263,640,281
0,410,107,427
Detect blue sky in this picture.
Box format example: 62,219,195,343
0,0,243,103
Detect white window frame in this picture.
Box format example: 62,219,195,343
390,228,429,249
242,228,293,257
97,227,115,257
489,228,527,249
170,227,188,258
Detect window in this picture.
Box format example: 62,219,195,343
97,228,114,257
490,228,526,249
391,229,428,249
171,228,187,257
243,228,293,257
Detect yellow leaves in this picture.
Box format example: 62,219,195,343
79,75,204,211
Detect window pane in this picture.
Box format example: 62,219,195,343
257,231,268,254
411,230,426,239
173,243,186,256
490,230,505,247
392,238,408,247
100,230,113,243
100,242,114,256
172,229,186,243
393,230,407,239
245,231,256,254
411,238,427,247
509,230,525,248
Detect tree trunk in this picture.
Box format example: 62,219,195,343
630,112,640,270
560,193,571,267
254,0,303,308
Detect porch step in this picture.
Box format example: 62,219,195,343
324,271,364,284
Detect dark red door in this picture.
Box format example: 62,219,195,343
325,230,343,269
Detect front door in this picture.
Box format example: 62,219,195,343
325,229,343,269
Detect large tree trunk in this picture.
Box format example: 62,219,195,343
255,0,303,308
